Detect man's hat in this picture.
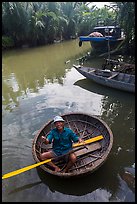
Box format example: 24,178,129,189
53,116,64,123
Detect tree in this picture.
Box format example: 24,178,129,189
2,2,29,46
116,2,135,54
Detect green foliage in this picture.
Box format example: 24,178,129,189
109,2,135,55
2,36,14,48
2,2,29,46
117,3,135,43
2,2,135,54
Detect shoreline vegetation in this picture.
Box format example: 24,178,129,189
2,2,135,57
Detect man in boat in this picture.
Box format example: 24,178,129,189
40,116,83,173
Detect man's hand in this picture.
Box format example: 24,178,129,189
41,136,46,141
41,136,49,144
78,138,84,143
78,138,88,149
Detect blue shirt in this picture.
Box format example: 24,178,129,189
47,127,79,156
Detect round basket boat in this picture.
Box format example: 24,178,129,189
32,113,113,178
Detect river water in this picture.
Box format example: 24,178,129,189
2,39,135,202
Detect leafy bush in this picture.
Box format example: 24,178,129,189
2,36,14,49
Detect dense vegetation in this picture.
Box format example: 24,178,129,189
2,2,135,55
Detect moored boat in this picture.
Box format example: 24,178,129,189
32,113,113,178
73,65,135,93
79,26,125,52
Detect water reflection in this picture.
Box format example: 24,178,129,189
73,77,135,200
2,40,90,112
119,167,135,193
8,181,42,195
36,158,134,202
4,156,135,202
74,78,135,148
36,161,119,196
74,78,135,100
2,40,135,202
34,148,134,202
74,78,135,124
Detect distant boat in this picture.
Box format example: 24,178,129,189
79,26,125,52
73,65,135,93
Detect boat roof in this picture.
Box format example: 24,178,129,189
94,26,120,29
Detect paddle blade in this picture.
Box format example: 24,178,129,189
73,135,103,148
2,158,52,180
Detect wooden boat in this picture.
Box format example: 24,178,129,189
73,65,135,93
79,26,125,52
32,113,113,178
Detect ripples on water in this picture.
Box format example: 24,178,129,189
2,40,135,202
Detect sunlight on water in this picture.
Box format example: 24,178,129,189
2,39,135,202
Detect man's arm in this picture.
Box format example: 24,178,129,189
41,136,50,144
70,130,83,143
41,129,54,144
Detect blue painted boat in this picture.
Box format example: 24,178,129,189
79,36,113,42
79,26,125,52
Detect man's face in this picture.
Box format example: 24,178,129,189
55,121,64,131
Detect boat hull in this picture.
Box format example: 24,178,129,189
79,36,124,52
90,38,124,52
74,66,135,93
32,113,113,178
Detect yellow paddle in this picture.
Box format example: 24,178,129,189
2,135,103,179
73,135,103,148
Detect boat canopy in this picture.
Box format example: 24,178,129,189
93,26,122,38
93,26,120,29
